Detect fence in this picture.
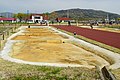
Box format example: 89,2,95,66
0,26,18,50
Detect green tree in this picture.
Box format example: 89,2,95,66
13,14,17,18
14,13,28,22
43,12,50,16
49,12,58,20
117,18,120,21
18,13,27,22
43,12,50,20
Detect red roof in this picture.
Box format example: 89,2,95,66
28,14,49,20
0,18,16,21
57,17,71,20
31,14,43,16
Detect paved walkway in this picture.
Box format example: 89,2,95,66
52,25,120,49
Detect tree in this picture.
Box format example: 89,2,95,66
49,12,58,20
43,12,50,16
43,12,50,20
117,18,120,21
13,13,28,22
17,13,27,22
13,14,17,18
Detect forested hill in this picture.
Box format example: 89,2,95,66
54,8,120,20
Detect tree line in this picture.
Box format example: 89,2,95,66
13,12,58,22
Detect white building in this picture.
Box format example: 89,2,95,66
28,14,48,23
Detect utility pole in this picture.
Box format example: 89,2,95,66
107,14,109,23
27,10,29,23
67,10,69,18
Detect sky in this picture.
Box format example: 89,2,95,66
0,0,120,14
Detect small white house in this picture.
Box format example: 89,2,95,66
27,14,48,23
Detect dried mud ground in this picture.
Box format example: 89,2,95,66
10,28,108,67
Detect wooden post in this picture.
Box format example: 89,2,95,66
76,21,79,26
0,34,2,49
101,66,116,80
2,33,4,40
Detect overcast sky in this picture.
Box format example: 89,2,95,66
0,0,120,14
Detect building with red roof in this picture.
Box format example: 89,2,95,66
27,14,49,23
56,17,71,22
0,18,16,23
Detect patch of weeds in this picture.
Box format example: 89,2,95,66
51,68,62,74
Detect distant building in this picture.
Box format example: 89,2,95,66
0,12,14,18
27,14,49,23
56,17,71,22
0,18,16,23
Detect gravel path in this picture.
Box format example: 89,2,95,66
0,26,120,69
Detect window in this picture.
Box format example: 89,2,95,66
34,16,40,19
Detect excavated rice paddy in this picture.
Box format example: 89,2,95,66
10,27,109,67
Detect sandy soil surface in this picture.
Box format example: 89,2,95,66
12,28,66,40
11,41,107,66
8,27,109,68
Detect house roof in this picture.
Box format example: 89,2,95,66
57,17,71,20
28,14,49,20
0,18,16,21
31,14,43,16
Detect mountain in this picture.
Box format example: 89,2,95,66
0,12,14,18
54,8,120,20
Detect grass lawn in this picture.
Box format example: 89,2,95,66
0,58,100,80
0,27,8,32
111,68,120,80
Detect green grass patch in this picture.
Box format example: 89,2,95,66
111,68,120,80
0,27,8,32
0,58,100,80
102,25,120,29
